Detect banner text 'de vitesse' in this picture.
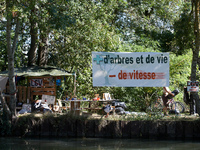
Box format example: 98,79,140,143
92,52,169,87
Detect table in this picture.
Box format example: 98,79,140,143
87,99,117,114
61,99,118,115
61,100,90,115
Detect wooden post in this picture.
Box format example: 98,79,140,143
27,87,31,102
73,73,76,98
23,86,27,103
18,86,22,102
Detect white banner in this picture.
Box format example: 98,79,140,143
92,52,169,87
187,81,199,92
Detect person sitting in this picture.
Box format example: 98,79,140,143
162,87,174,116
103,104,113,118
34,100,52,113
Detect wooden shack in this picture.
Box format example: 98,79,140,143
0,66,74,105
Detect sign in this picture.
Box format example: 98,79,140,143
30,79,43,87
187,81,199,92
92,52,169,87
42,95,55,104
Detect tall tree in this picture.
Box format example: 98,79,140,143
28,0,37,66
48,0,121,98
6,0,20,119
26,0,73,66
191,0,200,115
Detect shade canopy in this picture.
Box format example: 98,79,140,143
0,66,73,77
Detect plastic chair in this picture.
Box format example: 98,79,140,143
103,93,111,100
57,99,68,113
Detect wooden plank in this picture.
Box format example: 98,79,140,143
31,90,56,94
23,87,27,101
18,86,22,102
31,87,55,91
84,108,102,110
27,87,31,101
30,90,56,94
70,101,80,110
29,76,56,88
31,92,56,95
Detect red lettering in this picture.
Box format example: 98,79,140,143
147,72,151,79
129,72,133,79
143,72,147,79
118,70,163,80
139,72,143,79
152,72,155,79
118,70,122,79
123,72,127,79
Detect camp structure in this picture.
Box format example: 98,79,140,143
0,66,75,106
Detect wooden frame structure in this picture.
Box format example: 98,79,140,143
5,76,63,104
29,76,56,102
1,66,74,104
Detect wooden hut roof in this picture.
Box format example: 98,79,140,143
0,66,73,77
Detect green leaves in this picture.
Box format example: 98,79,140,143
46,0,75,30
1,0,194,112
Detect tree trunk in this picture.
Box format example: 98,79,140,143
6,0,20,119
28,6,37,66
37,33,49,66
0,94,11,118
191,0,200,115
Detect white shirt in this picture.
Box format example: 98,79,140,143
163,87,170,96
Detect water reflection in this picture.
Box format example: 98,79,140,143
1,137,200,150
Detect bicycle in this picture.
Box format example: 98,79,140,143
167,98,185,114
146,96,185,115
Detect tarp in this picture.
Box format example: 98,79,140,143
0,66,73,77
0,76,8,91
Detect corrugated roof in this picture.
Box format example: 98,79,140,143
0,66,73,77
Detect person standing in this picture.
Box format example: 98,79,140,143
162,87,175,115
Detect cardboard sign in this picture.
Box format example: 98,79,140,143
42,95,55,104
30,79,43,87
92,52,169,87
187,81,199,92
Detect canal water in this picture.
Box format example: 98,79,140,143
0,137,200,150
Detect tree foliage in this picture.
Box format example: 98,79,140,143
48,0,122,98
1,0,199,114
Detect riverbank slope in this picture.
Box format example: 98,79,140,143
1,113,200,140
